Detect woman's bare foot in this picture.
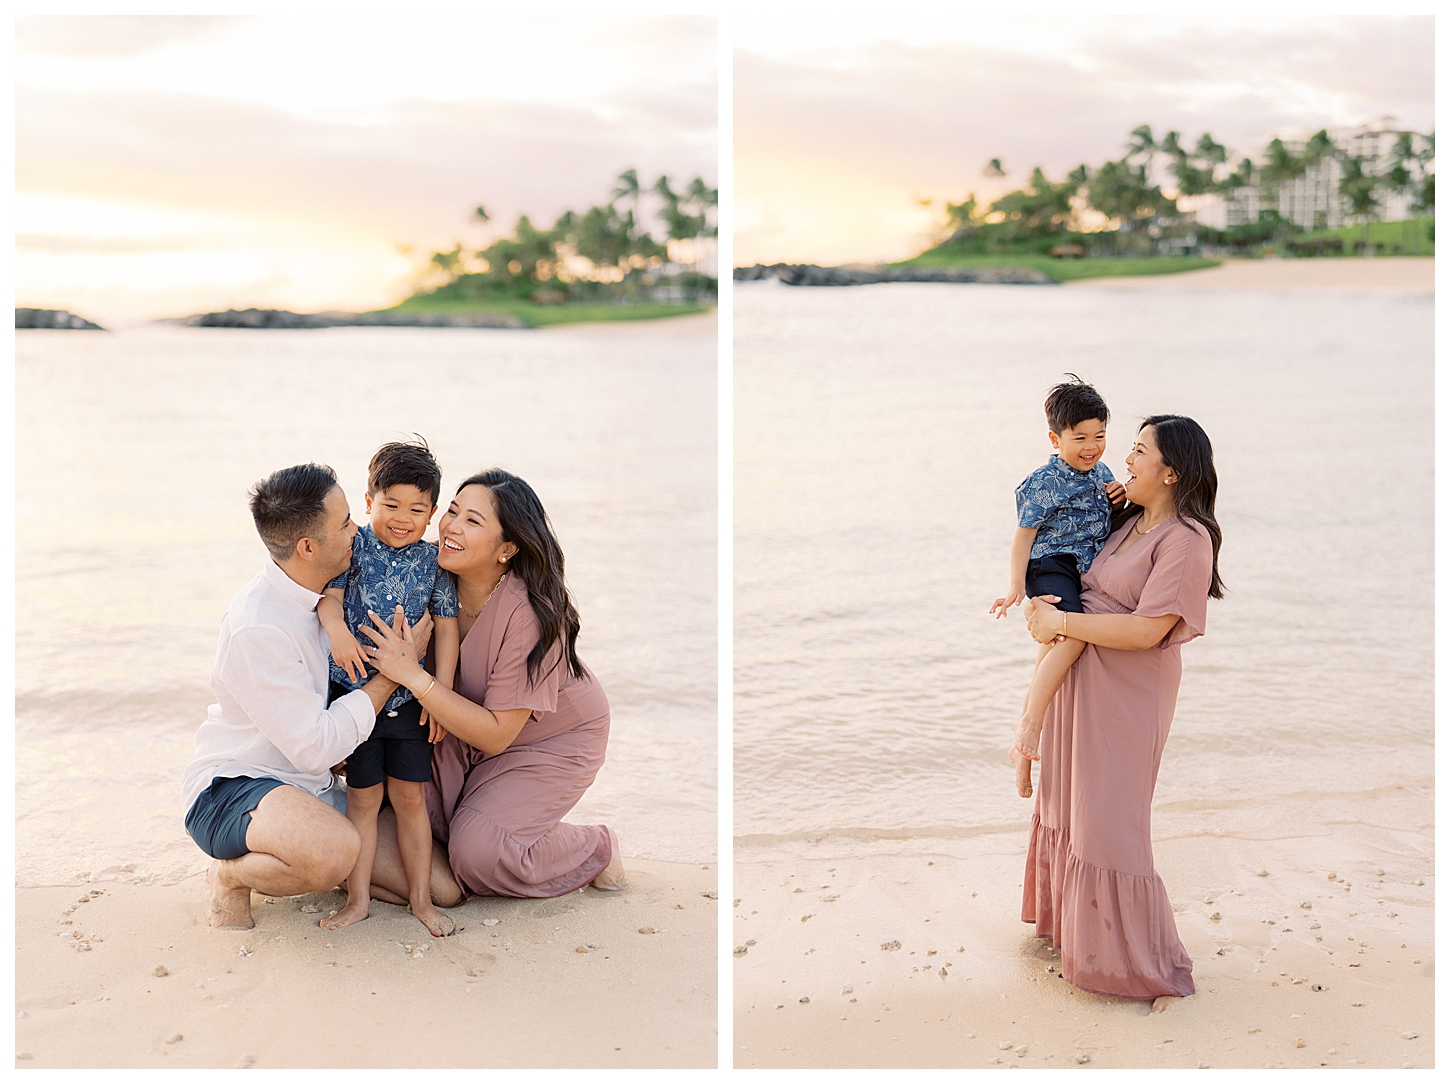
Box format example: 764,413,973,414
410,900,456,937
1009,745,1035,798
591,827,627,891
1149,995,1179,1014
318,900,370,931
206,861,255,929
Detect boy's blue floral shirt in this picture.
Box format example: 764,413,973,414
1015,455,1117,573
326,525,458,712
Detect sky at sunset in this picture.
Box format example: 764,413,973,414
16,13,716,324
734,12,1434,266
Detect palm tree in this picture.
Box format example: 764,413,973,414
1338,156,1381,256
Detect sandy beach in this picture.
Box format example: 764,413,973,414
17,858,717,1068
1065,255,1432,292
735,824,1432,1069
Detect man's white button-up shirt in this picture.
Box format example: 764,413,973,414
182,559,378,813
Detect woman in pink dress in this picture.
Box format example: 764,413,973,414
1017,415,1223,1010
360,470,624,914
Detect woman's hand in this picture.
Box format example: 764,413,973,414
1023,595,1067,645
357,606,431,689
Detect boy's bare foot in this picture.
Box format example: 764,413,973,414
318,900,370,930
591,827,627,891
410,900,456,937
1012,716,1043,762
1149,995,1179,1015
206,861,255,929
1009,745,1035,799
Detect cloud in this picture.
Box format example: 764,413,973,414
16,14,246,58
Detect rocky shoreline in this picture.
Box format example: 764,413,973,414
176,307,527,329
733,263,1054,286
16,308,105,330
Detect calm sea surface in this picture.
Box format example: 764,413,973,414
17,321,716,886
734,280,1432,854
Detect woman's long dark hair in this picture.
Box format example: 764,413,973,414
458,469,582,684
1113,415,1225,600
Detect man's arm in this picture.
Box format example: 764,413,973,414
221,625,384,775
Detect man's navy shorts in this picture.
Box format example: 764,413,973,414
185,775,288,860
1025,552,1085,614
329,682,434,790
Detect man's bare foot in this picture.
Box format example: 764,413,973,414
410,900,456,937
1009,745,1034,798
318,900,370,931
591,827,627,891
1149,995,1179,1014
206,861,255,929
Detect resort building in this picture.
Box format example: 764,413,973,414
1179,117,1430,231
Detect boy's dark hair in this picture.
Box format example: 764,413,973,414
249,462,338,561
368,436,442,505
1044,374,1110,433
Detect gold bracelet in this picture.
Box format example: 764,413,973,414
1061,612,1068,637
417,678,437,701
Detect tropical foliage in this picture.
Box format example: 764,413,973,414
925,122,1434,259
419,170,717,304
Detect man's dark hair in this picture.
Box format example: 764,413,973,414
248,463,338,562
1044,374,1110,433
368,436,442,505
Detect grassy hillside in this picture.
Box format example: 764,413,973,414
380,296,710,328
894,251,1221,283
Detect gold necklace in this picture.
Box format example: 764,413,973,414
1134,513,1169,536
459,572,506,619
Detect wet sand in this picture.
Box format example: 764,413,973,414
17,859,717,1068
1066,256,1432,292
734,824,1432,1069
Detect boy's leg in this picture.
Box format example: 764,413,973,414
389,776,455,937
318,782,384,930
1011,638,1087,799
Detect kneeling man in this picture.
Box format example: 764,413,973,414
181,463,430,928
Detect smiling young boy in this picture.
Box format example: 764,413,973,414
316,438,460,937
990,376,1125,798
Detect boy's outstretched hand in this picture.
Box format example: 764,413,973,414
329,628,370,683
1106,480,1127,506
989,586,1027,619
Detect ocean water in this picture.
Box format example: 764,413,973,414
734,280,1432,856
16,320,716,886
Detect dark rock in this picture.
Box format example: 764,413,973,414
16,308,105,330
175,307,527,329
732,263,1053,286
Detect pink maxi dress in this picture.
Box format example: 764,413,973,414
1022,515,1212,1000
425,572,613,897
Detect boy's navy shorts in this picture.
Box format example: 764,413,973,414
329,681,434,790
1025,552,1084,614
185,775,289,860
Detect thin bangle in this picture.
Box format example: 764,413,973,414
417,678,437,701
1061,612,1068,637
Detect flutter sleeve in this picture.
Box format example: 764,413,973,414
1133,523,1213,649
482,600,564,715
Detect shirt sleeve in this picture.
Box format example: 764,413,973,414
430,564,459,618
1015,470,1060,529
1132,525,1213,649
482,601,563,715
220,624,375,772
